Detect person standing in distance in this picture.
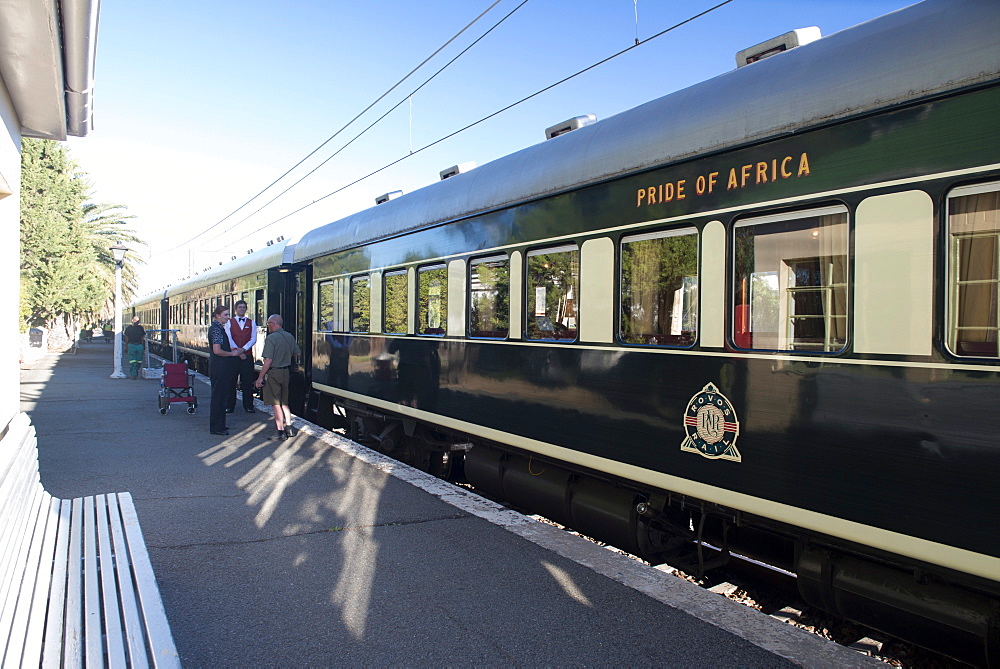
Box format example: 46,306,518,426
254,314,301,440
123,316,146,379
208,305,241,436
225,300,258,414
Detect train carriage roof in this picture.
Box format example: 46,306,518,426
131,289,167,308
293,0,999,264
164,239,292,298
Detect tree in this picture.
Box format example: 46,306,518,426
20,138,144,346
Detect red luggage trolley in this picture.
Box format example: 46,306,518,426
158,363,198,415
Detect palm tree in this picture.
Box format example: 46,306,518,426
81,202,145,320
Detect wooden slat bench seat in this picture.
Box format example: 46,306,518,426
1,414,179,667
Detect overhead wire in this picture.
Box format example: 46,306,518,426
232,0,736,239
194,0,532,250
161,0,508,255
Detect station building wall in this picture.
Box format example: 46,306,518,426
0,72,25,443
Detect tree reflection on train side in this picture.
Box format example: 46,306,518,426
350,275,370,333
383,270,408,335
469,255,509,339
418,265,447,336
526,245,579,341
620,228,698,346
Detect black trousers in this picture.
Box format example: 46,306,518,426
209,358,236,432
228,355,256,411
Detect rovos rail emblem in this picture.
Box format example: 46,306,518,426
681,383,741,462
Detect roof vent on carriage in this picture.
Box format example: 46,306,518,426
439,162,476,180
544,114,596,140
735,27,821,67
375,190,403,205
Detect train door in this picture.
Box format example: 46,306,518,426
267,266,310,415
159,298,170,352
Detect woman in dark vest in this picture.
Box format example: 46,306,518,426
208,305,239,435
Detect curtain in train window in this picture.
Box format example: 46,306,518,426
733,207,848,352
350,275,371,333
949,184,1000,357
384,270,408,334
418,265,448,336
620,227,698,346
526,245,579,341
469,255,510,338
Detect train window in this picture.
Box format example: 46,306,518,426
948,181,1000,357
417,265,447,336
254,289,265,325
620,227,698,346
383,270,408,334
469,255,510,339
733,206,848,352
317,281,335,331
350,275,371,333
526,245,579,341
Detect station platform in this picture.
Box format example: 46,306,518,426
19,343,878,666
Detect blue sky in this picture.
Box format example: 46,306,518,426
66,0,916,295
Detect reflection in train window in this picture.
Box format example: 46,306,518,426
948,182,1000,357
620,227,698,346
418,265,447,336
317,281,335,331
733,206,848,352
384,270,408,334
254,289,265,326
351,275,371,333
469,255,509,339
526,245,579,341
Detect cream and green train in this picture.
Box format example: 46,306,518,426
132,0,1000,663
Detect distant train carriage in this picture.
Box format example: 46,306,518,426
129,0,1000,663
129,290,168,351
158,240,309,409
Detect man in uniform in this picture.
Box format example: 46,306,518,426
123,316,145,379
254,314,301,440
225,300,258,413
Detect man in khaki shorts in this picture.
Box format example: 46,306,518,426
254,314,302,440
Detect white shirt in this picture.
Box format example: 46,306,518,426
224,316,258,352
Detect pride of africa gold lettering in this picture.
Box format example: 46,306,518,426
636,152,811,207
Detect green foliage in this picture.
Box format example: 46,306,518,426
526,249,579,340
383,271,408,334
351,276,370,332
417,266,447,334
470,258,509,337
317,280,337,329
620,232,698,344
19,139,144,332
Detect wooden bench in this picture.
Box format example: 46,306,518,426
0,414,179,667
